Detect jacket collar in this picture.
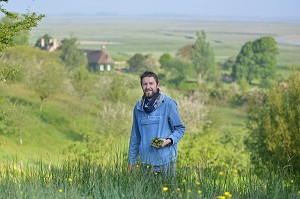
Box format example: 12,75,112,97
137,91,164,111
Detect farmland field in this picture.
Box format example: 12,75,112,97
30,15,300,68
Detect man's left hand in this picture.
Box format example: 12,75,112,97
162,138,172,147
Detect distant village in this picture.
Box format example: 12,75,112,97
35,35,123,72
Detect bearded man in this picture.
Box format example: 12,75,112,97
128,71,185,176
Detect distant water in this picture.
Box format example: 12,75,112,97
276,36,300,46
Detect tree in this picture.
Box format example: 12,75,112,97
222,56,236,71
159,53,172,68
164,57,196,88
25,49,66,111
127,53,146,71
0,46,36,84
108,74,129,103
191,30,215,84
176,45,192,60
177,91,209,133
232,41,256,83
245,70,300,174
0,62,19,84
0,99,28,144
142,54,160,71
0,0,44,118
0,2,44,51
252,37,279,83
1,15,30,46
232,37,279,84
58,37,87,70
70,66,94,100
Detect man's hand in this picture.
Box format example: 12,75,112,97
162,138,172,147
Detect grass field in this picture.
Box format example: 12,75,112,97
30,15,300,67
1,150,300,199
1,15,300,198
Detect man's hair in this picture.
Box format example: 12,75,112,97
140,71,159,86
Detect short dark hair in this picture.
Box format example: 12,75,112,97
140,71,159,86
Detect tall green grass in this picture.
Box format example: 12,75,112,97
0,148,299,199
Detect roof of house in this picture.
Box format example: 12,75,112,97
85,46,113,64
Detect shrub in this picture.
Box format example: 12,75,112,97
245,70,300,174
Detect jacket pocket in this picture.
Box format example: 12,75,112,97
140,116,160,138
140,116,160,125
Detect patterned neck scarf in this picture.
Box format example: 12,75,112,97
142,89,160,114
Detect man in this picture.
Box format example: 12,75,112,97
128,71,185,175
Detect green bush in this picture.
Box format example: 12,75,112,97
245,70,300,174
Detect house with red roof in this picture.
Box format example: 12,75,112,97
85,46,114,71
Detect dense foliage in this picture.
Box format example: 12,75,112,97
176,45,192,60
26,50,66,109
191,30,216,83
58,37,87,70
0,0,44,120
127,53,146,70
127,53,160,71
0,14,30,46
59,37,87,70
163,57,196,89
245,70,300,174
0,2,44,51
70,66,94,100
232,37,279,85
159,53,172,68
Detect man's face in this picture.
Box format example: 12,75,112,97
141,76,159,99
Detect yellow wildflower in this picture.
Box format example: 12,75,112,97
187,189,191,193
218,171,224,175
217,196,225,199
177,188,181,191
58,189,63,193
224,192,230,196
163,187,168,191
68,178,72,183
233,169,238,174
136,164,139,168
197,190,202,194
196,181,201,185
182,179,186,183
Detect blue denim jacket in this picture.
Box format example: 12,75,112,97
128,92,185,166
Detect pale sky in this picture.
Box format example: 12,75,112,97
1,0,300,19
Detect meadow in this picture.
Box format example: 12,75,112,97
1,15,300,198
1,151,299,199
31,15,300,66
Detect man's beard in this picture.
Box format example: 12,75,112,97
144,90,156,99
